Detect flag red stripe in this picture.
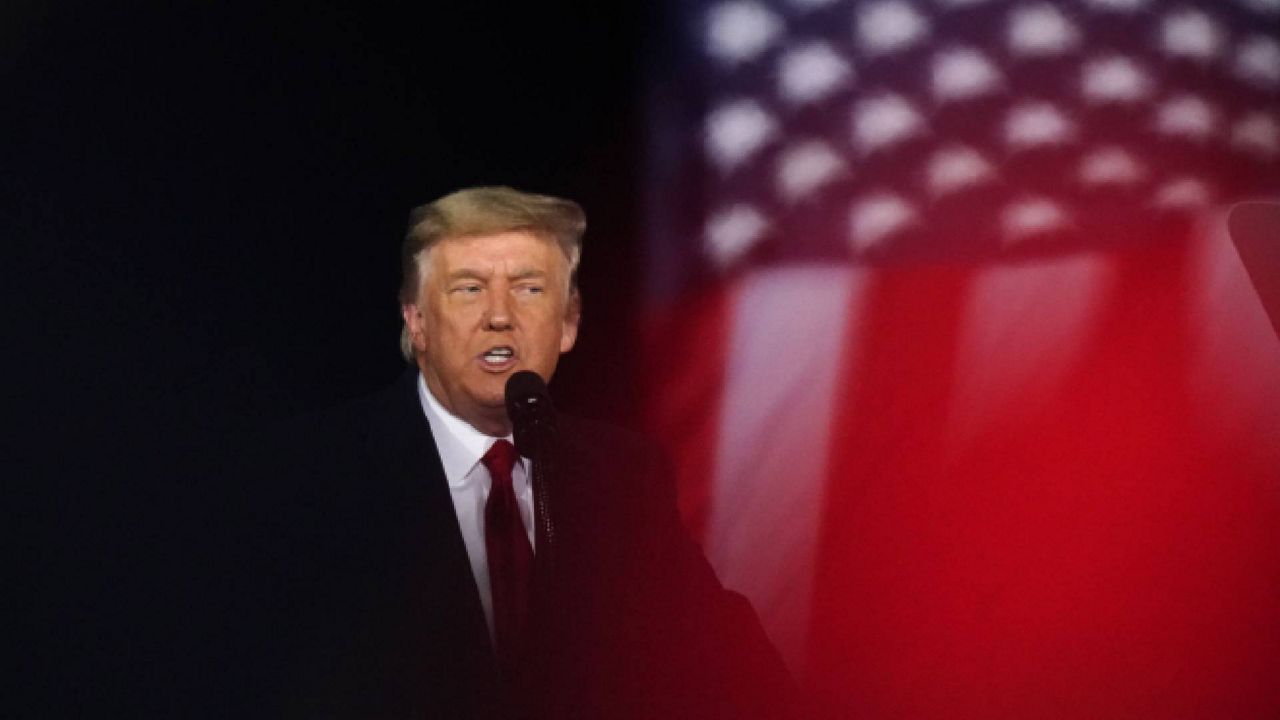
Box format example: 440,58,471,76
642,286,736,539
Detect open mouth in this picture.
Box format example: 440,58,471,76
480,346,516,370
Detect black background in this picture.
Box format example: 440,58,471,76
10,2,652,713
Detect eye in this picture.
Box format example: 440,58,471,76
452,283,482,295
515,283,545,296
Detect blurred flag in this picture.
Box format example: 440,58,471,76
641,1,1280,717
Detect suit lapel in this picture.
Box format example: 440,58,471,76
364,370,501,708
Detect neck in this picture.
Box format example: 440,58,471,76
468,412,512,438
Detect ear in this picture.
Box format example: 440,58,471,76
401,302,428,354
559,288,581,354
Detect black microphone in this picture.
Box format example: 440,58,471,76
1227,201,1280,340
504,370,558,556
504,370,557,459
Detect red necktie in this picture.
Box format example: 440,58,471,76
481,439,534,679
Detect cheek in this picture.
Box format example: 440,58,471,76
433,305,479,335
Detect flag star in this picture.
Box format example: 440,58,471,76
852,93,928,155
1005,101,1076,150
1236,0,1280,15
1159,9,1224,62
856,1,931,58
706,1,785,65
927,145,997,197
1082,0,1152,11
1152,177,1212,209
1002,197,1069,242
705,204,769,270
849,193,919,252
1008,3,1081,58
1155,95,1220,141
706,99,779,170
1079,146,1146,186
1081,55,1154,105
777,141,848,202
1231,112,1280,158
932,47,1004,104
1234,36,1280,90
778,41,855,106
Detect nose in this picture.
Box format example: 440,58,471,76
485,288,513,331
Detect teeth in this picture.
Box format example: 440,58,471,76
483,347,514,362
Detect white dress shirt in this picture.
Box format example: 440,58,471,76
417,374,536,641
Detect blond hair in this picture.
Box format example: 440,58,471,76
398,186,586,360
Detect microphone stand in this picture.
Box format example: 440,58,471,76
507,372,558,572
529,429,556,566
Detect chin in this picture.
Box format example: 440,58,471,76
471,383,507,408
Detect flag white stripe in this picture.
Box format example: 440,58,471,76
944,253,1117,457
706,265,869,673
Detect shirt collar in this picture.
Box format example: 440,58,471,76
417,373,525,488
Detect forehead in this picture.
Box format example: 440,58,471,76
427,230,566,274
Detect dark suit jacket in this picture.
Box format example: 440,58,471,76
226,370,793,719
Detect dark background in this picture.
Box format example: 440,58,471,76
9,2,652,713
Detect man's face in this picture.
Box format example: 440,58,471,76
402,231,579,436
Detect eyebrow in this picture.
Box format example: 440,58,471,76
509,269,548,281
444,268,549,282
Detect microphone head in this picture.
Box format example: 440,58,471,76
505,371,556,456
505,370,552,415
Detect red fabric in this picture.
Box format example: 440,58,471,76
641,286,736,539
642,232,1280,718
482,439,533,679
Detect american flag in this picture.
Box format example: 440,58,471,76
640,1,1280,717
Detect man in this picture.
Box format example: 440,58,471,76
239,187,792,718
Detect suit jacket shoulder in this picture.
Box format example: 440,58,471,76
522,413,798,719
226,371,505,718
